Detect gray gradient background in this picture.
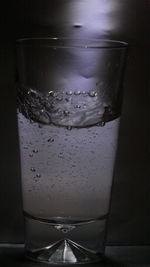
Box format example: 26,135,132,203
0,0,149,246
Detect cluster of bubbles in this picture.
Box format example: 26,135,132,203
17,86,116,128
30,166,41,180
28,148,41,180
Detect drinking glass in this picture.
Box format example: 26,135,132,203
16,38,128,265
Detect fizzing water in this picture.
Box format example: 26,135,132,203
17,86,120,221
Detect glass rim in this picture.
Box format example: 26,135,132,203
16,37,128,49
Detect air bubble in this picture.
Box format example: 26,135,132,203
67,126,72,130
28,89,37,97
74,104,81,109
101,121,105,126
105,106,113,115
33,149,38,153
54,92,58,97
31,167,36,172
74,91,81,95
57,109,63,114
58,152,64,158
56,97,63,101
96,121,105,127
73,24,82,28
48,138,54,143
82,91,86,95
66,91,73,95
88,91,97,97
64,110,70,116
48,91,54,96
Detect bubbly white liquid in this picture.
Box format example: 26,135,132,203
18,112,120,220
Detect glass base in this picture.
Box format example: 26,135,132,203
24,214,107,265
26,239,104,264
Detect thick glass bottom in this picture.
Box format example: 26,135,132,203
24,214,107,265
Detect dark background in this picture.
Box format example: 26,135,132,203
0,0,149,246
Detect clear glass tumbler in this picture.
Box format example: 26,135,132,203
16,38,128,265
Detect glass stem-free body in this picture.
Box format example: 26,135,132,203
16,38,127,264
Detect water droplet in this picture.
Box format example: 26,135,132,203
30,167,36,172
74,104,81,109
66,91,73,95
36,173,41,178
48,138,54,143
33,149,38,153
88,91,97,97
67,126,72,130
74,91,81,95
